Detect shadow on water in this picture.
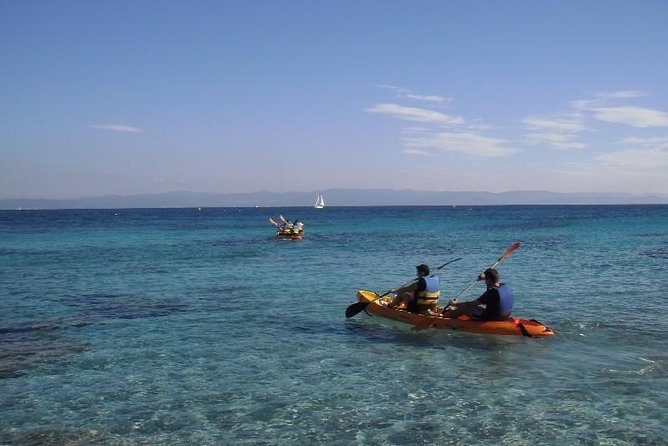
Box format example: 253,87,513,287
2,427,122,446
0,318,92,379
1,293,189,379
59,293,188,320
642,246,668,259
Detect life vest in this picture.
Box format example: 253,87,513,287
497,283,514,318
416,275,440,308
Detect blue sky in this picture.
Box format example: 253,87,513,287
2,0,667,199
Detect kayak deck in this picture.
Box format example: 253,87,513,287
356,289,555,337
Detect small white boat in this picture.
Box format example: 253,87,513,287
314,193,325,209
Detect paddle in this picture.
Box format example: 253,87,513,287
279,215,288,224
411,243,521,331
345,257,462,318
450,242,520,304
269,217,279,227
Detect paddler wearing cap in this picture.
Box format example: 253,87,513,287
387,264,441,314
441,268,514,321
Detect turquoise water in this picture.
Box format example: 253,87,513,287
1,206,666,445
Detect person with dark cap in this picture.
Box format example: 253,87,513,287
388,264,441,313
441,268,513,320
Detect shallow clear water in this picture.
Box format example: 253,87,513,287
1,206,666,445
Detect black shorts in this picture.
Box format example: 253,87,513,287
408,301,435,314
471,309,509,321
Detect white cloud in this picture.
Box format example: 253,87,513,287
548,161,668,194
590,106,668,128
595,136,668,170
375,85,451,104
404,131,516,157
622,136,668,148
376,84,408,93
403,148,431,156
596,90,646,100
570,91,668,128
91,124,143,133
523,115,586,132
405,94,448,103
596,148,668,169
368,87,668,180
366,103,464,125
368,88,510,158
525,132,587,150
571,90,646,110
522,114,586,150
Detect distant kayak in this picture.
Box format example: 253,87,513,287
355,289,555,337
269,216,303,239
275,231,303,240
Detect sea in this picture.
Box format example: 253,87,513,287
1,205,666,445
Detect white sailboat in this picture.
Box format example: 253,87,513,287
314,192,325,209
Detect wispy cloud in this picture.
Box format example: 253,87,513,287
91,124,143,133
522,115,586,150
368,86,668,171
589,106,668,128
375,84,451,104
525,132,586,150
597,90,647,100
522,91,668,154
403,148,432,156
596,147,668,169
522,115,585,132
571,90,646,110
405,94,448,103
622,136,668,148
368,86,512,158
366,103,463,125
571,90,668,127
594,136,668,170
404,131,516,157
377,84,406,92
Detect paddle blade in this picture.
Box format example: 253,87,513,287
452,242,521,303
269,217,278,226
498,242,521,263
345,301,369,318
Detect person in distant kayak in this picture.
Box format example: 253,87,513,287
293,220,304,233
388,264,440,313
441,268,513,320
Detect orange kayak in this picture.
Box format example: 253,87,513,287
275,231,303,239
356,289,555,337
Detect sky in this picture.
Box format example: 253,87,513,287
1,0,668,199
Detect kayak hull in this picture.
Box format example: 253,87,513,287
356,289,555,337
275,231,303,240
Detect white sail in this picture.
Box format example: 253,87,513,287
314,193,325,209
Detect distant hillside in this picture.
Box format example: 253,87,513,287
1,189,667,209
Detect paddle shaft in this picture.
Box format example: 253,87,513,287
451,243,520,303
383,257,462,296
345,257,462,318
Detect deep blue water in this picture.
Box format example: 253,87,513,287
1,205,666,445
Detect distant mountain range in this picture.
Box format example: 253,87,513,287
1,189,667,210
